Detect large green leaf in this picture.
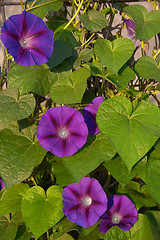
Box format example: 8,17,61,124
134,56,160,83
94,38,134,74
0,88,35,130
0,183,29,217
96,96,160,170
7,64,57,96
0,125,47,188
146,211,160,240
124,5,160,40
0,215,18,240
21,186,64,239
14,224,32,240
80,10,108,32
50,67,91,104
27,0,63,19
52,134,116,187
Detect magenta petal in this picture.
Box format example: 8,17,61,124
99,216,113,234
0,177,5,190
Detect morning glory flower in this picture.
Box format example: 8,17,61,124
1,10,53,66
37,106,88,157
99,195,138,234
62,177,108,228
0,177,5,190
123,19,135,41
83,97,104,135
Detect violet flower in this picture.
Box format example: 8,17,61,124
37,106,88,157
0,177,5,190
1,10,53,66
123,19,135,41
83,97,104,135
99,195,138,234
62,177,108,228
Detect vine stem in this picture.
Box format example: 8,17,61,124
81,33,95,47
26,0,59,11
153,48,160,60
20,0,24,11
63,0,84,30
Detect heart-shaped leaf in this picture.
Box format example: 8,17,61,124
52,133,116,187
94,38,134,74
50,67,91,104
135,56,160,83
97,96,160,170
0,88,35,130
21,186,64,239
0,215,18,240
0,126,47,188
80,10,108,32
124,5,160,40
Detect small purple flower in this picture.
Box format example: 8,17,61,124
99,195,138,234
123,19,135,40
83,97,104,135
1,10,53,66
37,106,88,157
0,177,5,190
62,177,108,228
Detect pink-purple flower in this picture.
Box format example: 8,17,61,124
99,195,138,234
1,10,54,66
37,106,88,157
83,97,104,135
0,177,5,190
123,19,135,41
62,177,108,228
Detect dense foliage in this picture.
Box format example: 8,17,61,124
0,0,160,239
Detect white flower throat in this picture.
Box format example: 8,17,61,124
58,129,68,139
82,196,92,206
20,39,27,48
112,213,122,224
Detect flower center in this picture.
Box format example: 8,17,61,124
112,213,122,224
82,196,92,206
58,129,68,139
20,39,27,48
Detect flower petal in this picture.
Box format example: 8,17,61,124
99,215,113,234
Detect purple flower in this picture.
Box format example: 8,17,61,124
0,177,5,190
37,106,88,157
83,97,104,135
1,10,53,66
62,177,108,228
123,19,135,40
99,195,138,234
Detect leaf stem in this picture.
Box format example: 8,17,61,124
81,33,95,47
153,48,160,60
30,176,37,186
63,0,84,30
20,0,24,11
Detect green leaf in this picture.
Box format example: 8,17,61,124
0,215,18,240
104,226,130,240
74,48,93,68
80,10,108,32
0,88,35,130
0,126,47,188
47,40,73,69
0,183,29,217
78,227,104,240
94,38,134,74
134,56,160,82
146,159,160,203
7,64,57,96
124,5,160,40
27,0,63,19
50,67,91,104
21,185,64,240
96,96,160,170
14,224,32,240
52,134,116,187
146,211,160,240
118,181,157,210
104,155,135,187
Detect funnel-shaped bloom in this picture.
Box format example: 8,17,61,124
123,19,135,41
83,97,104,135
0,177,5,190
1,10,53,66
62,177,108,228
37,106,88,157
99,195,138,234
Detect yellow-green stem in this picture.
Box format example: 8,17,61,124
81,33,95,47
26,0,59,11
63,0,84,30
20,0,24,11
31,176,37,186
153,48,160,60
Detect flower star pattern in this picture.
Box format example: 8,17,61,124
99,195,138,234
62,177,108,228
83,97,104,135
0,177,5,190
123,19,135,41
37,106,88,157
1,10,54,66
